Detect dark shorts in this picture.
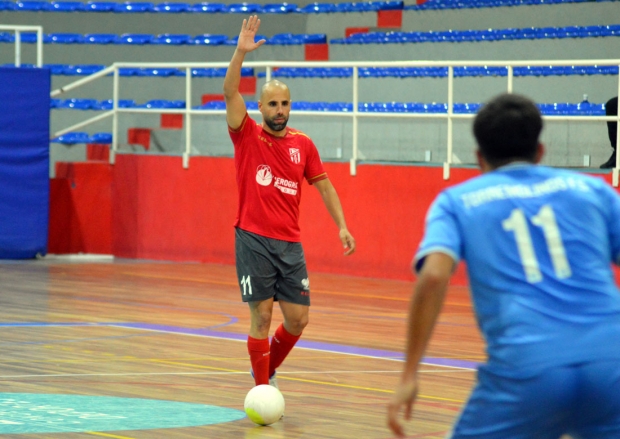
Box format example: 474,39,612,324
450,361,620,439
235,228,310,306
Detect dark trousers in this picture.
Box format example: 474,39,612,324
608,96,618,151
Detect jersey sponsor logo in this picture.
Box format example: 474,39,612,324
258,134,273,147
289,148,301,164
256,165,273,186
274,177,298,196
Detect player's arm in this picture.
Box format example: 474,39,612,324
313,178,356,255
387,252,453,438
223,15,266,130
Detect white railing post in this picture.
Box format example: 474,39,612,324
614,66,620,187
36,27,43,67
183,66,192,169
444,66,454,180
14,31,20,67
350,66,358,176
111,65,119,165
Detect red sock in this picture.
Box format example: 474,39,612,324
248,336,270,386
269,324,301,377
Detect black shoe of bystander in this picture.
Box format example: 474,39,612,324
600,151,617,169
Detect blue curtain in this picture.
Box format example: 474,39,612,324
0,67,50,258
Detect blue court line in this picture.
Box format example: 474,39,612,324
0,321,481,370
114,322,481,370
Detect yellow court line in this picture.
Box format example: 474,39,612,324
149,359,464,403
87,432,136,439
121,272,471,306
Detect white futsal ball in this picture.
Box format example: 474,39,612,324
244,384,285,426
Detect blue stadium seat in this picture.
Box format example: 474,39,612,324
375,1,404,10
84,1,116,11
47,33,85,43
222,34,266,45
118,67,142,76
298,2,337,13
50,1,86,11
190,2,226,12
57,98,99,110
114,1,154,12
261,2,297,13
191,34,229,45
118,33,154,44
135,68,180,76
52,132,91,144
15,1,51,11
44,63,69,74
303,33,327,44
153,34,192,44
137,99,186,109
267,33,305,44
153,2,190,12
50,98,62,108
84,33,118,44
0,1,16,10
226,2,262,12
196,100,226,110
334,2,379,12
18,32,40,43
70,64,105,75
88,132,112,143
98,99,137,109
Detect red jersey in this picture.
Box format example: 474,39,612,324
229,114,327,242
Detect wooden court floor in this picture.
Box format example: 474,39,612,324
0,257,487,438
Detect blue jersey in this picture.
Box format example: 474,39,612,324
416,163,620,377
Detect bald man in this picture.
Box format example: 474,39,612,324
223,15,356,392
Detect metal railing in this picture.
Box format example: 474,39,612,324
0,25,43,67
50,59,620,184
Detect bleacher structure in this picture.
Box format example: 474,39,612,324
0,0,618,176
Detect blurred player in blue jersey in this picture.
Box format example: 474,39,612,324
387,93,620,439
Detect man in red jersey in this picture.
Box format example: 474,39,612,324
223,15,356,391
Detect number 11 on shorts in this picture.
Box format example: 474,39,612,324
241,275,252,295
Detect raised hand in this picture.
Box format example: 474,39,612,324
237,15,266,53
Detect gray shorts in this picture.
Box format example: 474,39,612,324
235,228,310,305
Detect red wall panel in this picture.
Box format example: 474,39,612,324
50,155,620,285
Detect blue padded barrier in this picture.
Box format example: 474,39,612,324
153,2,190,12
114,1,154,12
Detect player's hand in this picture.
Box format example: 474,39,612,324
387,379,419,438
340,229,356,256
237,15,266,53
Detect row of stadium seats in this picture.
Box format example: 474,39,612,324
0,32,326,45
0,0,609,14
50,98,608,114
332,24,620,44
14,64,619,78
4,24,618,46
0,0,403,13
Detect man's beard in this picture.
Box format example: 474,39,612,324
265,116,288,132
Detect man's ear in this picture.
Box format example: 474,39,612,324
534,143,545,164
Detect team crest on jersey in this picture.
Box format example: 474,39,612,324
256,165,273,186
289,148,301,164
